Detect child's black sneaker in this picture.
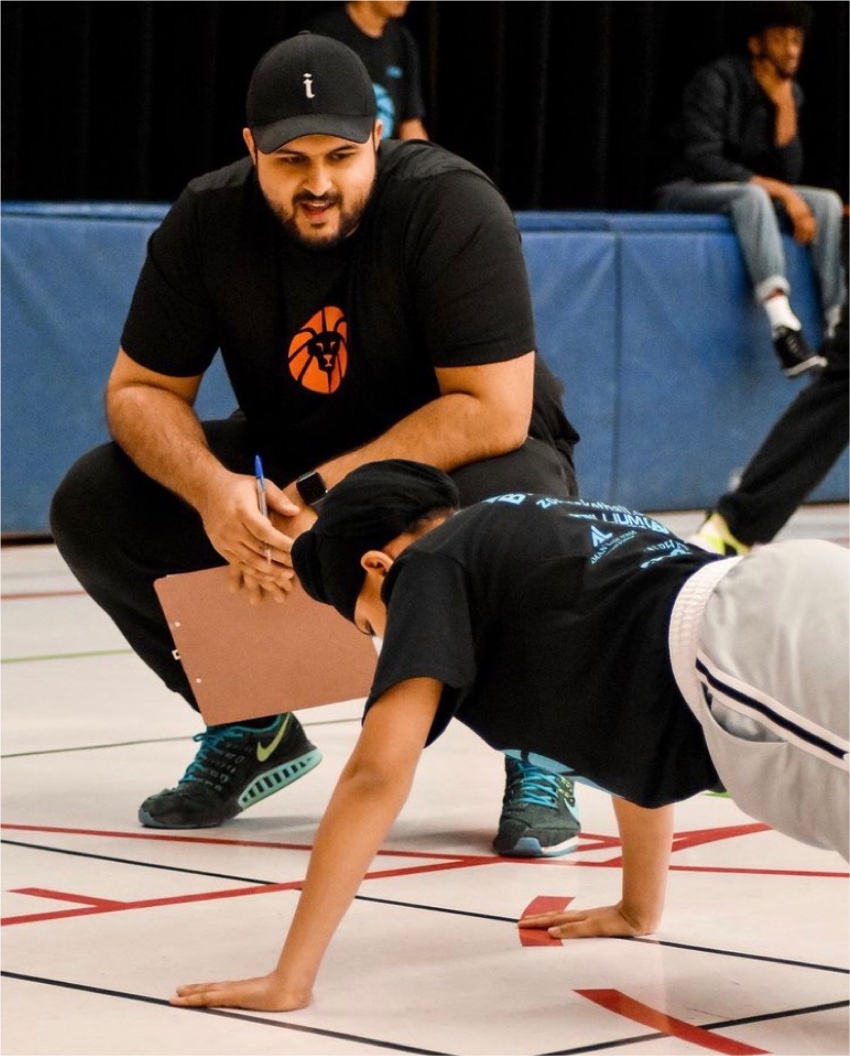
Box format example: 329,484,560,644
138,713,321,828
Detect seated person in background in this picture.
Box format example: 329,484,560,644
308,2,428,139
171,459,848,1014
655,1,844,378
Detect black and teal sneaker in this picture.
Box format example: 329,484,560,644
138,713,321,828
493,757,580,857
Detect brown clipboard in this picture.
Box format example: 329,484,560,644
154,567,377,725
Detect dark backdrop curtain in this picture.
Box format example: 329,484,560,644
3,1,847,209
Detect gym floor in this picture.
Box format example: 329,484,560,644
2,505,848,1056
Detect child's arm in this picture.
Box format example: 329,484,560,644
170,677,442,1011
518,798,674,939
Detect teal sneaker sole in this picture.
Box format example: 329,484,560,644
237,747,323,810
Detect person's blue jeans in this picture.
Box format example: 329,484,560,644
656,180,845,326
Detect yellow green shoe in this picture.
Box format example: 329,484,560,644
688,513,751,557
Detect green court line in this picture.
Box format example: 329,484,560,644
1,648,132,664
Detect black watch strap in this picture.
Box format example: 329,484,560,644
295,470,328,508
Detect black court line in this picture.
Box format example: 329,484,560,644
537,999,850,1055
0,714,360,759
0,971,453,1055
2,736,200,760
5,970,847,1056
627,934,850,976
361,895,850,977
6,838,849,977
2,838,274,886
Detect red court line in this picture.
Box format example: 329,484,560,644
668,864,847,879
601,823,772,867
10,887,127,909
518,895,574,946
1,590,86,601
2,880,295,926
577,989,769,1055
672,824,772,851
1,855,503,927
1,824,490,861
4,823,846,880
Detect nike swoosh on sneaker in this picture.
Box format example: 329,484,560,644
257,716,289,763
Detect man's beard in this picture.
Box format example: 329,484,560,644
266,190,369,250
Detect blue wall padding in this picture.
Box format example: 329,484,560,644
612,229,826,509
1,206,234,533
1,204,846,533
521,231,618,500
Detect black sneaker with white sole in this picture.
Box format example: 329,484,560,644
773,326,828,378
138,713,321,828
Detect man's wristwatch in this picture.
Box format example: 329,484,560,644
295,470,328,508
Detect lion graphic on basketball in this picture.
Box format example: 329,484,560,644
288,306,348,394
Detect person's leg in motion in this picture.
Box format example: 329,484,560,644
49,419,321,829
451,438,582,857
692,297,848,553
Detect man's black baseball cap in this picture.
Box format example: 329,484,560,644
246,32,378,153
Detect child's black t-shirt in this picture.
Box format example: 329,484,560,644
366,495,725,808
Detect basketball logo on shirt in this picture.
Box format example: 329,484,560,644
288,306,348,394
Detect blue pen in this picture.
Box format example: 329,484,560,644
254,454,272,565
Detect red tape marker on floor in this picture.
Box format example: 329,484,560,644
576,988,769,1054
518,895,574,946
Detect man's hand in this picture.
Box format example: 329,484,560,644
781,188,817,244
518,901,656,940
196,473,302,603
228,486,319,603
171,973,311,1012
752,177,817,245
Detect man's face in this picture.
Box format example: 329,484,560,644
750,26,805,79
244,128,381,249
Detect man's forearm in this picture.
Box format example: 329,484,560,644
318,387,530,490
750,174,792,204
107,383,230,510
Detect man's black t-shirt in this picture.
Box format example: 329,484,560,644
307,7,426,138
366,495,724,808
121,140,577,473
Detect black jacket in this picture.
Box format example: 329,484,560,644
657,53,804,186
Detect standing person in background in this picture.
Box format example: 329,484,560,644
49,33,583,859
308,2,428,140
655,2,845,378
